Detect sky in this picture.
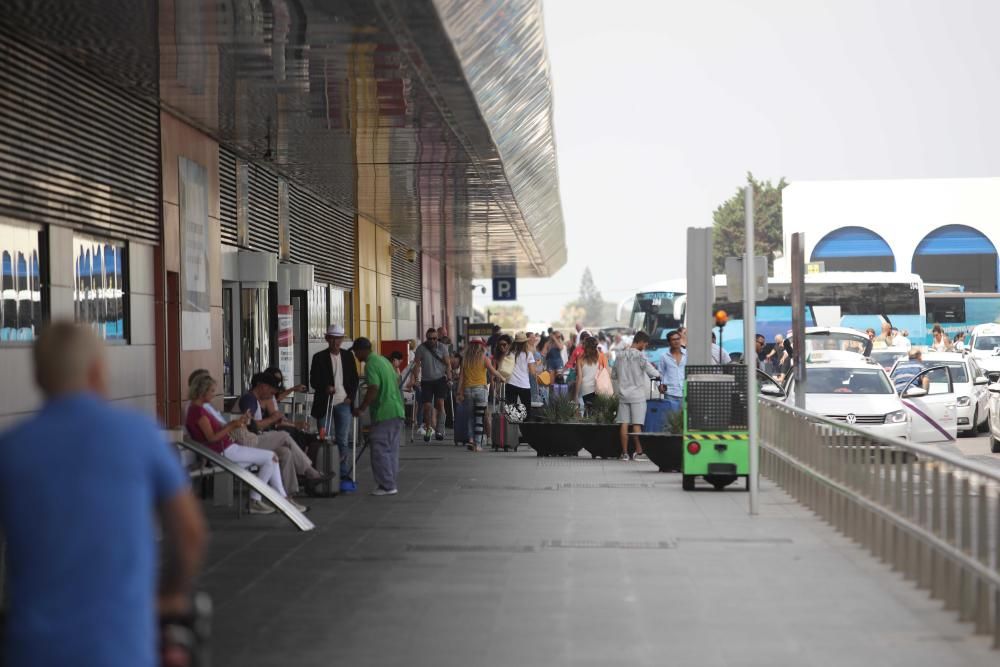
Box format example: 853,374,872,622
473,0,1000,325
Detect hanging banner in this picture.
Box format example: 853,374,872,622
278,304,294,384
179,157,211,350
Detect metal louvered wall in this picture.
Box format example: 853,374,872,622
0,29,160,243
288,182,355,289
391,238,421,301
219,147,238,246
248,163,279,253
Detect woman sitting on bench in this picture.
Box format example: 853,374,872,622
185,373,300,515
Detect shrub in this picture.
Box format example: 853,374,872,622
585,393,619,425
536,392,580,423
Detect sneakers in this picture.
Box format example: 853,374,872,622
249,499,275,515
423,429,431,443
370,487,398,496
289,498,310,513
633,453,649,461
434,431,444,441
619,453,631,461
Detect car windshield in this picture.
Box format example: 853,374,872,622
973,335,1000,351
921,361,968,383
807,367,893,394
871,351,906,371
802,333,869,355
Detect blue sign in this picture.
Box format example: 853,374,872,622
492,277,517,301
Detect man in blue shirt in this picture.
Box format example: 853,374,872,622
0,322,207,667
657,330,686,414
893,349,929,393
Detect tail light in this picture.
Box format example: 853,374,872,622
687,441,701,455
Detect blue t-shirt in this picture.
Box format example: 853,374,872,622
0,393,188,667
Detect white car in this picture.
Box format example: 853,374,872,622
968,323,1000,378
891,352,989,436
778,352,909,440
987,381,1000,453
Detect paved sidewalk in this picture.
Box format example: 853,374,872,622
201,443,996,667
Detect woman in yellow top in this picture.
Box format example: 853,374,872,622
457,337,504,451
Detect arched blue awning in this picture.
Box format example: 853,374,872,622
812,226,895,263
913,224,997,256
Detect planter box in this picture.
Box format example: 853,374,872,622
579,424,622,459
637,434,683,472
519,422,583,457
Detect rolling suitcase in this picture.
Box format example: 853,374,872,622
453,395,472,445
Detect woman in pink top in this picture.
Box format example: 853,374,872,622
186,373,294,515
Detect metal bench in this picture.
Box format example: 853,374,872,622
174,438,315,532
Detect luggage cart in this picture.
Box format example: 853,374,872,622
682,365,749,491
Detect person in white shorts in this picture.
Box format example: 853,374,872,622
612,331,661,461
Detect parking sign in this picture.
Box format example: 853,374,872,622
492,277,517,301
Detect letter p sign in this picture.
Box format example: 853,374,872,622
492,277,517,301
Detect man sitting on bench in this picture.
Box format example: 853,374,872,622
239,372,330,498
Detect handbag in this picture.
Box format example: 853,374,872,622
536,370,553,386
595,366,614,397
499,355,515,381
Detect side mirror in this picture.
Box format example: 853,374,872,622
988,383,1000,394
902,386,928,398
974,376,989,386
761,385,784,398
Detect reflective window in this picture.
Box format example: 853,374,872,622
807,367,893,394
1,221,45,342
73,235,127,341
308,283,328,339
330,287,346,333
973,335,1000,351
240,287,270,392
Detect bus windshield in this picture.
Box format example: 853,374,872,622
630,291,684,341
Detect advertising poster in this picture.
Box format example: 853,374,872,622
278,304,294,384
179,156,211,350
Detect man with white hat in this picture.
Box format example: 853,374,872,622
309,324,359,492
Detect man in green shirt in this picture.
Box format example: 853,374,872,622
351,338,406,495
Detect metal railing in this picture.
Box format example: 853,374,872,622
759,399,1000,648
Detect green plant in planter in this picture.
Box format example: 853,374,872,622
536,393,581,423
585,393,619,425
665,408,684,435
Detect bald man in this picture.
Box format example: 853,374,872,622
0,322,207,667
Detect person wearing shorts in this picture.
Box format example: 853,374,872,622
612,331,661,461
412,328,453,441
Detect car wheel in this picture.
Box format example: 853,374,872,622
978,408,990,433
682,475,695,491
992,434,1000,454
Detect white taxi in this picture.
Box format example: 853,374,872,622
968,323,1000,378
779,351,911,440
892,352,989,436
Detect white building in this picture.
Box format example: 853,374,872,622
777,178,1000,292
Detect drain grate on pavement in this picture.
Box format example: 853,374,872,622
458,483,559,491
557,482,655,489
406,544,536,553
678,537,793,544
542,539,678,550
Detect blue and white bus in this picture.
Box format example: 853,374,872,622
924,291,1000,344
628,272,926,359
713,272,926,356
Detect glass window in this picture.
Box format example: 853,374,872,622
240,287,270,392
73,235,127,341
307,283,328,339
222,287,234,396
973,335,1000,351
330,287,346,332
806,367,894,394
1,220,45,342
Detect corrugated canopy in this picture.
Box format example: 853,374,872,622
1,0,566,278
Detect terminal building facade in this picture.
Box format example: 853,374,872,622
778,178,1000,293
0,0,565,428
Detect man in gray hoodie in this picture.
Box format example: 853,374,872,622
612,331,661,460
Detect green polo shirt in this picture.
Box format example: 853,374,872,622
364,353,406,423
